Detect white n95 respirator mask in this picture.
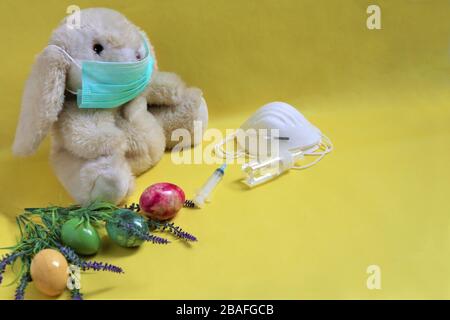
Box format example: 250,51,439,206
215,102,333,187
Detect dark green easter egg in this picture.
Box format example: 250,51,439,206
106,209,148,248
61,217,101,255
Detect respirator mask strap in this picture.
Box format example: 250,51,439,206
292,134,333,170
214,132,246,160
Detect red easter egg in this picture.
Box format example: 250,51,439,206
139,183,185,220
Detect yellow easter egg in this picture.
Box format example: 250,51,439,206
30,249,69,297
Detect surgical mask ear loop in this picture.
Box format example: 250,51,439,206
47,45,81,68
47,45,81,95
292,134,333,170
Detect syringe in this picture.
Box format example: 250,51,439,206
187,164,227,208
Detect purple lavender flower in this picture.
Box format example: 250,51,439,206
173,229,197,242
125,203,141,212
140,233,170,244
58,245,84,266
0,252,22,285
117,220,170,244
58,245,124,274
81,261,124,274
14,273,30,300
70,289,83,300
149,221,198,242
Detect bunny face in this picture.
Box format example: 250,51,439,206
51,8,149,63
48,8,154,93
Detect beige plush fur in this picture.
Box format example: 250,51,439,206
13,8,208,205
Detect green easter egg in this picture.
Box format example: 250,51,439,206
106,209,148,248
61,217,101,255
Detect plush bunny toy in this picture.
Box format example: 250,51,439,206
12,8,208,205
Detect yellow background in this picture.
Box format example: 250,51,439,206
0,0,449,299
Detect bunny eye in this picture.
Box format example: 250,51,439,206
93,44,104,55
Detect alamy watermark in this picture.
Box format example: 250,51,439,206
170,122,282,166
66,5,81,30
366,265,382,290
367,5,382,30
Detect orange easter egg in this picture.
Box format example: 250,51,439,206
30,249,69,297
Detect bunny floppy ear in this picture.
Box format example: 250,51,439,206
12,46,70,156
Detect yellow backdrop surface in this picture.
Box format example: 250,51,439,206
0,0,449,299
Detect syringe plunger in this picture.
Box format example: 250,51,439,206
193,164,227,208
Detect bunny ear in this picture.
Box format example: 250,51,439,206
13,46,70,156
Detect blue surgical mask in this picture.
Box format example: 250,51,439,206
48,36,154,109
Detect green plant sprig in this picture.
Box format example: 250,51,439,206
1,200,198,300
